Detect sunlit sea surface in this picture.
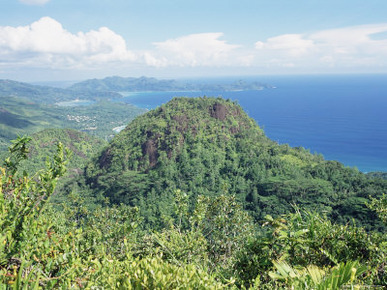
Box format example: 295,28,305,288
119,74,387,173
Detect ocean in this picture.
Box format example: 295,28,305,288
119,74,387,173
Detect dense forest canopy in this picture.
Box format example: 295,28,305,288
0,96,386,288
84,97,387,230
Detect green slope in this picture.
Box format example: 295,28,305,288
2,128,109,205
24,128,107,172
84,97,387,230
0,98,67,149
0,96,145,150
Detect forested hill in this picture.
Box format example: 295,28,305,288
0,79,121,104
23,128,107,172
84,97,387,230
2,97,387,288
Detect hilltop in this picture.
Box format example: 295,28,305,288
84,97,387,229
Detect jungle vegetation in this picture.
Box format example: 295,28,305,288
0,97,386,288
85,97,387,231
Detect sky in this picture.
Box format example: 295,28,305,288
1,0,387,82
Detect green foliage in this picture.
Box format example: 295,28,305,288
233,209,387,287
84,97,387,231
1,97,386,288
19,128,106,173
0,136,69,286
81,255,228,289
0,138,233,288
138,192,253,280
269,260,367,289
0,137,385,287
191,195,253,270
367,194,387,224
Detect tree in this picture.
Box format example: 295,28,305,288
0,136,69,286
367,194,387,224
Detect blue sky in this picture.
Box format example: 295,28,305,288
1,0,387,81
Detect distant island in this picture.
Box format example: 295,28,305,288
68,76,274,93
0,76,273,104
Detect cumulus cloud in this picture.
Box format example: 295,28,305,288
19,0,51,6
1,17,387,77
148,33,241,67
254,24,387,69
0,17,136,69
255,34,314,57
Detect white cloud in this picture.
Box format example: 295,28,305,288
0,17,136,69
148,33,241,67
255,34,314,57
2,18,387,78
19,0,51,6
254,24,387,69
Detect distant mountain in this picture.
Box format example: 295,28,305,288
0,79,121,104
84,97,387,230
0,76,272,104
32,80,79,88
69,76,183,92
69,76,272,93
367,172,387,180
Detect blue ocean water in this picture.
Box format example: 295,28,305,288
119,74,387,173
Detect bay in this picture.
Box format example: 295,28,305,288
119,74,387,173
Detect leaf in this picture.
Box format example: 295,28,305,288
306,265,325,285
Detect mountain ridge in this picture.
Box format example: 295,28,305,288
0,79,122,104
68,75,272,93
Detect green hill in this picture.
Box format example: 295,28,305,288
84,97,387,229
0,79,121,104
0,97,68,149
0,80,146,149
24,128,107,172
3,128,108,205
1,97,386,288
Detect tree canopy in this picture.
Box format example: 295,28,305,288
83,97,387,230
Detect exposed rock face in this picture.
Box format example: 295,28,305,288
142,139,158,167
99,148,113,169
85,97,268,200
210,103,227,120
89,97,265,174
